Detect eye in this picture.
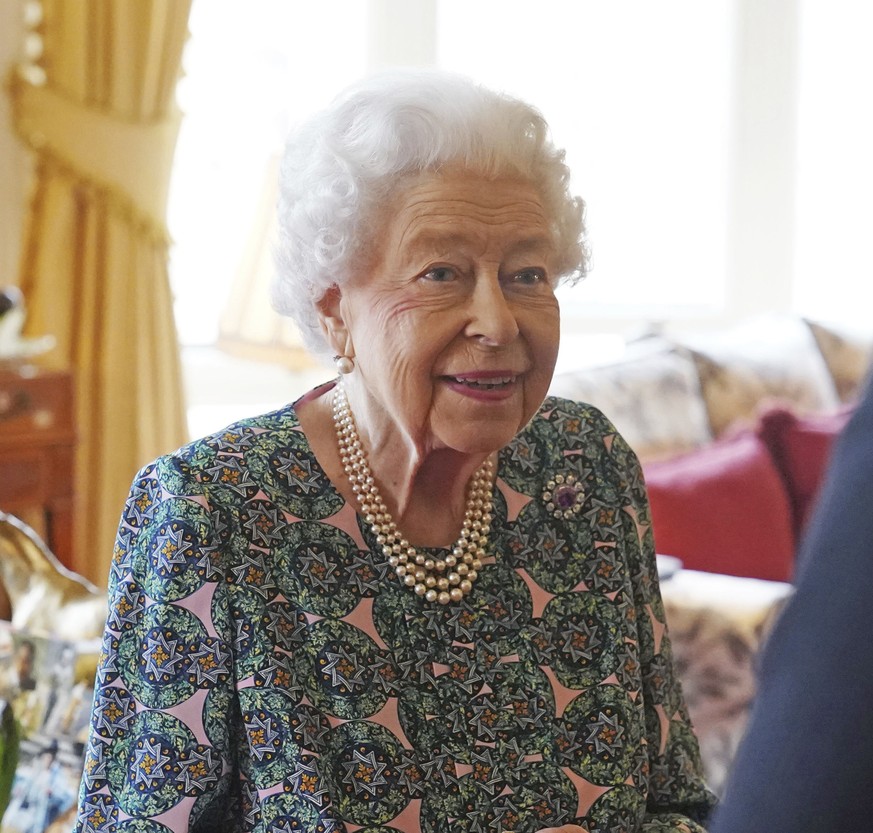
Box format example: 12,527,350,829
510,268,547,286
420,266,457,282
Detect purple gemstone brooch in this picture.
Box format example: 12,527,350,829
542,473,585,520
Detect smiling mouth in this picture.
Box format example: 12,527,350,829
448,375,516,390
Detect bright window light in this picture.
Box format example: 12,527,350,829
169,0,367,345
438,0,734,317
170,1,735,348
793,0,873,325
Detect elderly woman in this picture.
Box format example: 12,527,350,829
74,70,715,833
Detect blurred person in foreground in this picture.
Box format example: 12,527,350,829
73,69,715,833
709,372,873,833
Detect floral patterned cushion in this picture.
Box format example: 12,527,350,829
548,339,713,462
676,315,840,437
805,318,873,403
661,570,791,796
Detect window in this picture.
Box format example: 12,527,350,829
170,1,873,436
169,0,367,345
169,0,735,350
438,0,733,318
793,0,873,326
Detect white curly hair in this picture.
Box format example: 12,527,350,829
272,68,589,360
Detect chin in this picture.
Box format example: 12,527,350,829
429,390,544,455
436,420,524,457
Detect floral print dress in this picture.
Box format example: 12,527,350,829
74,387,716,832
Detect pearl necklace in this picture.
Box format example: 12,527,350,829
332,383,493,605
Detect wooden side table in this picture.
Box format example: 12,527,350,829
0,364,75,569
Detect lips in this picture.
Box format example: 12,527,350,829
439,371,522,402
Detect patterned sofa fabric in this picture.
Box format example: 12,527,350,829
549,338,713,463
660,569,792,797
550,315,871,465
805,318,873,403
674,315,841,438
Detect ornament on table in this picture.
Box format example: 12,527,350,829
0,287,55,362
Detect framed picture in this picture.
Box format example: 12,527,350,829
0,624,95,833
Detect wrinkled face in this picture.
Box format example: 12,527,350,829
319,170,561,457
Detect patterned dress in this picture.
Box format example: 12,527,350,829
74,387,716,832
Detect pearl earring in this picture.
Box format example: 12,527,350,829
333,355,355,375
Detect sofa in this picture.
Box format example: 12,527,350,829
549,313,872,583
550,312,872,794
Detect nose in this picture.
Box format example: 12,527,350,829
465,274,520,346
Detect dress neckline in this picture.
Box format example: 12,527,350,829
287,378,510,556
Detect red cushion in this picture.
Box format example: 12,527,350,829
643,431,796,582
756,404,853,535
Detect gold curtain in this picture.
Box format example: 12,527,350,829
10,0,192,586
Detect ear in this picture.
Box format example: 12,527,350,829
316,285,355,358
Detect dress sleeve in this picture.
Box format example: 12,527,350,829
606,427,717,831
73,453,244,833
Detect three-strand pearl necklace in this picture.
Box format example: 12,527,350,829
332,383,493,605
